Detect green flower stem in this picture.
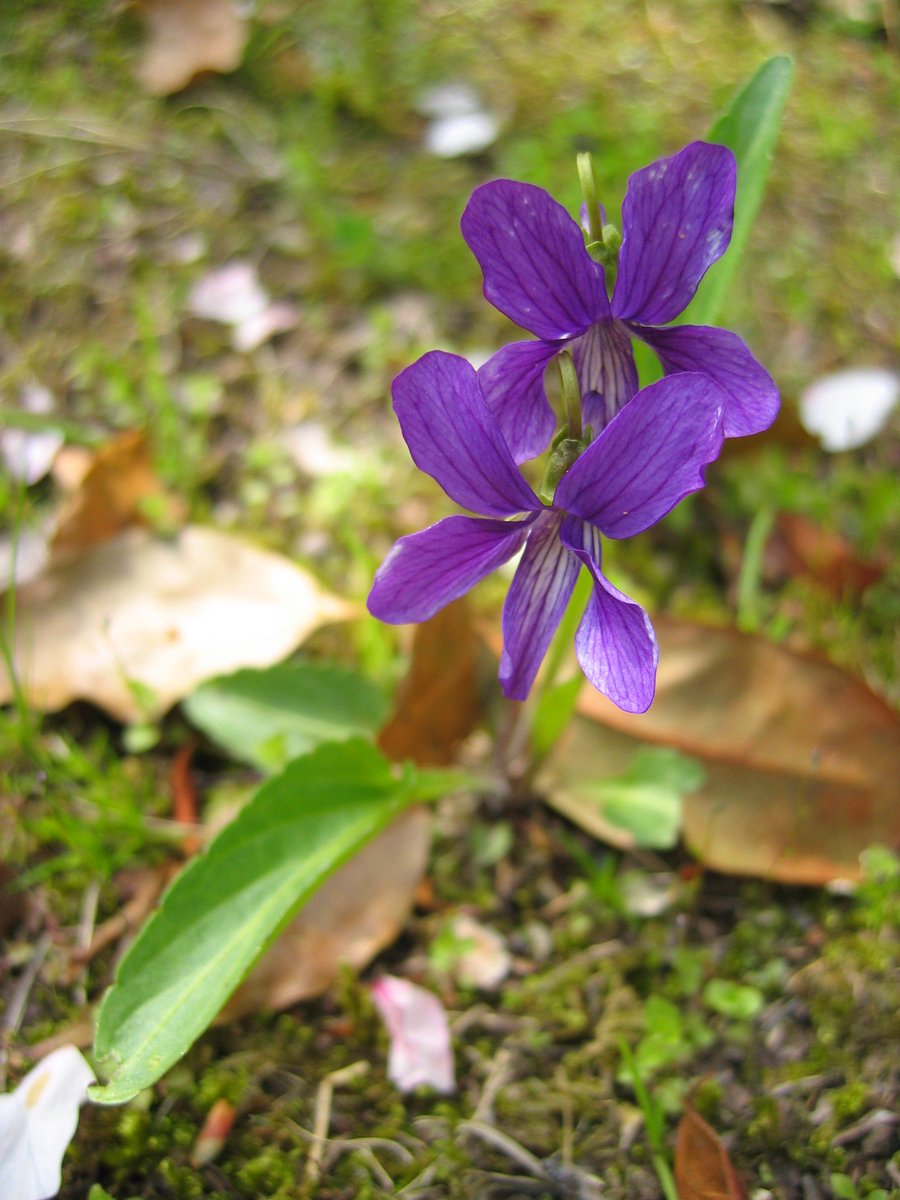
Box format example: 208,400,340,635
557,351,582,441
577,151,604,248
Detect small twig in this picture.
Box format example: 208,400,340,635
524,939,624,991
832,1107,897,1147
471,1047,514,1125
0,933,52,1089
554,1066,574,1171
457,1119,547,1179
72,878,101,1002
303,1060,370,1188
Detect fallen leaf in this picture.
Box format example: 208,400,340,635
378,599,483,766
769,512,885,598
674,1100,748,1200
371,974,455,1093
544,618,900,884
49,430,174,561
136,0,249,96
0,526,354,721
220,807,431,1019
0,1046,95,1200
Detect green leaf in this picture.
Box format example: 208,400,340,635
685,55,794,327
183,661,390,772
90,739,425,1104
591,748,704,850
703,978,765,1020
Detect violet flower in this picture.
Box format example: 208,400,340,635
368,351,725,713
461,141,778,463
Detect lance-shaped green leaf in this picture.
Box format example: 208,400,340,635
686,54,794,327
90,739,454,1104
636,55,793,388
183,661,390,772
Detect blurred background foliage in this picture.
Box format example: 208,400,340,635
0,0,896,687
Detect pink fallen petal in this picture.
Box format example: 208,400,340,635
232,301,299,352
188,261,269,325
0,1045,95,1200
371,975,455,1094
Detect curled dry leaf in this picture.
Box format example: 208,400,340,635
220,807,431,1019
769,512,886,598
545,618,900,884
50,430,176,561
378,599,483,767
0,526,354,721
136,0,249,96
674,1100,749,1200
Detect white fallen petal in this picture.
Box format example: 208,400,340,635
188,261,269,325
0,529,50,592
620,870,678,917
0,385,63,486
799,367,900,451
371,976,455,1093
448,914,511,989
425,111,499,158
416,82,482,119
0,1046,95,1200
283,422,357,478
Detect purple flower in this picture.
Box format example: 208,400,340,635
368,351,725,713
461,141,778,463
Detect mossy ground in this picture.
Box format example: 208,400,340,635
1,1,898,1196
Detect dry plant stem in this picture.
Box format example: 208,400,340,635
70,877,101,1002
458,1119,547,1178
304,1059,371,1188
0,932,51,1089
496,697,537,800
471,1046,514,1123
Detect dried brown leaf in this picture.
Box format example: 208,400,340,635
378,599,483,766
136,0,248,96
0,526,354,721
674,1101,748,1200
49,430,177,561
546,618,900,884
769,512,885,597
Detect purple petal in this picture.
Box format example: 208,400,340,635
571,319,639,429
560,516,658,713
477,339,559,463
368,515,531,624
633,323,779,437
461,180,611,340
612,142,736,325
393,351,541,517
499,510,580,700
555,372,724,538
